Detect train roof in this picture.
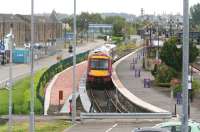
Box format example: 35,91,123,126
89,44,116,56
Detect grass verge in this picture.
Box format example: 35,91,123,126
0,68,46,115
0,120,71,132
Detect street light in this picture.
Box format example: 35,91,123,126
181,0,189,131
72,0,77,124
156,22,159,60
8,20,14,132
30,0,35,131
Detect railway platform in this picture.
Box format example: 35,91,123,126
113,49,200,121
44,61,87,115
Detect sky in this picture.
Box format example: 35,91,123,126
1,0,199,16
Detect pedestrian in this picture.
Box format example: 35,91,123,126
69,99,72,115
189,89,193,103
138,69,141,77
176,92,182,105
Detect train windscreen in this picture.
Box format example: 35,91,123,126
90,59,109,70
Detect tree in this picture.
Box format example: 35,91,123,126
104,16,126,36
190,3,200,26
160,37,182,71
160,37,199,72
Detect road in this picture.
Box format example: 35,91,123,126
0,40,103,87
65,120,162,132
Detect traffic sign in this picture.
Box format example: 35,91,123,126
0,41,5,53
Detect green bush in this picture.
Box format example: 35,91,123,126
155,64,177,84
112,36,124,44
191,80,200,96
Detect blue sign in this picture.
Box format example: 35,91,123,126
64,33,74,41
0,41,5,53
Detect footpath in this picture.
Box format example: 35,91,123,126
116,50,200,122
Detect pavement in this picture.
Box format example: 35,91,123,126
0,40,103,88
115,49,200,122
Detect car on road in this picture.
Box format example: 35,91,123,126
153,120,200,132
132,127,170,132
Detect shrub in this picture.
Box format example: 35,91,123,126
155,64,177,83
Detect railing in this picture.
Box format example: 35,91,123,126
80,112,172,120
36,51,89,111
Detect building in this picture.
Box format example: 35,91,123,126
88,24,113,37
0,10,62,47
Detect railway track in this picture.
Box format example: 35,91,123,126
191,63,200,71
105,89,129,113
87,85,129,113
89,88,103,112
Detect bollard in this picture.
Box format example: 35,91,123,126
174,104,177,117
135,69,137,77
144,78,146,88
147,79,150,88
132,58,135,63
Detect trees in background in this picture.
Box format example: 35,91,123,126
65,12,137,36
190,3,200,31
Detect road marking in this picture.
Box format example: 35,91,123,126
105,123,118,132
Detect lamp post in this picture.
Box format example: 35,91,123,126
72,0,77,124
156,22,159,60
64,21,67,48
84,19,88,43
30,0,35,131
169,18,174,38
8,21,13,132
181,0,189,131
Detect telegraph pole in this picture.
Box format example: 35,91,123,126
72,0,77,123
30,0,35,131
181,0,189,131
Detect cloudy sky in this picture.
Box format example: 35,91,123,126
1,0,199,15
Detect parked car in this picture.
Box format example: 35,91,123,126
132,127,169,132
153,120,200,132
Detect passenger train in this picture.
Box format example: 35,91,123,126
87,44,117,85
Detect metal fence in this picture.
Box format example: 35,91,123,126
80,112,172,120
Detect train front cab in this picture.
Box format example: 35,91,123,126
87,55,112,85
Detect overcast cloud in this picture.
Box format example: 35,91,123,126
1,0,199,15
